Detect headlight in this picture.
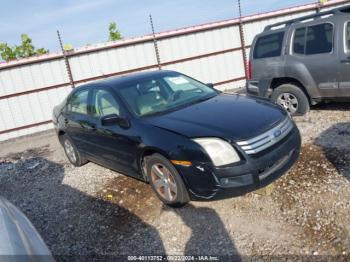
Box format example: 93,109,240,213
193,138,240,166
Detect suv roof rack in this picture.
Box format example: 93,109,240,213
264,4,350,31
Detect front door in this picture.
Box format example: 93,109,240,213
86,87,140,177
63,88,93,154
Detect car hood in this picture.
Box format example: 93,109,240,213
143,93,287,141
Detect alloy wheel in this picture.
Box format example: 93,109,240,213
64,140,77,163
276,93,298,114
150,163,178,201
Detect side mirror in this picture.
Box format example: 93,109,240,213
101,114,130,128
206,83,214,88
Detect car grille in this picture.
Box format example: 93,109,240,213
236,117,294,155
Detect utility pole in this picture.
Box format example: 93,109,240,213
237,0,248,80
149,15,162,70
57,30,75,88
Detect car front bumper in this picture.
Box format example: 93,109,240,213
177,126,301,200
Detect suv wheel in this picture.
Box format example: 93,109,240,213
61,134,88,167
145,153,190,207
271,84,310,116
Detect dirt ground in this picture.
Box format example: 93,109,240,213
0,102,350,261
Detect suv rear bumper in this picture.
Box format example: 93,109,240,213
246,81,259,96
246,80,272,98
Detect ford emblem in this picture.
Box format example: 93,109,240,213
273,129,282,138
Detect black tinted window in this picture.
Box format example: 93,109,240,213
306,23,333,55
67,89,89,114
253,32,284,59
293,23,333,55
293,27,306,54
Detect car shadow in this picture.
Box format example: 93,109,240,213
314,122,350,181
171,204,241,261
0,148,166,260
0,146,242,261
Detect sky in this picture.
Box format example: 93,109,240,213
0,0,317,53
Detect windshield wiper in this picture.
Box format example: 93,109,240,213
142,94,217,117
142,107,176,117
188,94,216,105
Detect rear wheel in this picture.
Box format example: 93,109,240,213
145,153,190,207
61,134,88,167
271,84,310,116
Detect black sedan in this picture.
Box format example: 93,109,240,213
53,70,301,207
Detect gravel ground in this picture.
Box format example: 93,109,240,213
0,102,350,261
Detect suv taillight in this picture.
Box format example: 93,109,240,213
247,60,252,80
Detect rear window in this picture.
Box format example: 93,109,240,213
293,27,306,54
292,23,333,55
253,32,284,59
67,89,89,115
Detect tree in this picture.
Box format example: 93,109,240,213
0,34,48,62
36,48,49,55
63,44,74,52
108,22,122,41
15,34,36,58
0,43,17,61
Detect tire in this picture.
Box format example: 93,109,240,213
271,84,310,116
145,153,190,207
61,134,88,167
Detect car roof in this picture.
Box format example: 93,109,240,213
74,70,178,91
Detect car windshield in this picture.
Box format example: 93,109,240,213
115,73,218,117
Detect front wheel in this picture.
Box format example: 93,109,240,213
145,153,190,207
271,84,310,116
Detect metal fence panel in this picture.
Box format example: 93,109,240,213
0,0,347,141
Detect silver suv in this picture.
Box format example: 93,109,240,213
247,5,350,115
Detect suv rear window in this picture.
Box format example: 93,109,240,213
253,32,284,59
293,23,333,55
293,28,306,54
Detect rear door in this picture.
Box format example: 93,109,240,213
337,17,350,97
62,88,93,153
287,19,339,98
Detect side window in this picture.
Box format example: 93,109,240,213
346,22,350,51
253,32,284,59
305,23,333,55
293,23,333,55
67,89,89,115
293,27,306,54
92,89,120,117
